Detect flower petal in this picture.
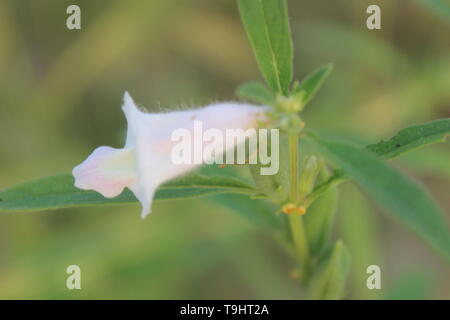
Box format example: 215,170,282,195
73,146,136,198
73,93,269,218
126,102,267,218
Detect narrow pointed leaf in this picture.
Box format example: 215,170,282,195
306,118,450,205
304,186,339,256
367,118,450,160
308,135,450,263
236,81,275,106
305,168,346,206
294,63,333,106
0,173,256,212
238,0,293,95
306,240,351,299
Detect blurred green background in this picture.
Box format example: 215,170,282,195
0,0,449,299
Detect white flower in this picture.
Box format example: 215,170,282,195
72,92,267,218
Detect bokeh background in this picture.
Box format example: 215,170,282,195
0,0,449,299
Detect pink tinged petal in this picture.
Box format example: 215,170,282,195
73,92,269,218
72,146,136,198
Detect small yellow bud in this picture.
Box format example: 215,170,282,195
282,203,306,215
282,203,296,214
296,206,306,215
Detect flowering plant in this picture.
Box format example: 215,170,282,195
1,0,449,299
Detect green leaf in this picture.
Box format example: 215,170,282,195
306,240,351,300
236,81,275,106
305,118,450,208
293,63,333,106
0,173,256,212
304,168,346,207
304,178,339,256
367,119,450,160
238,0,293,95
308,135,450,263
210,194,285,234
248,134,290,204
338,184,383,299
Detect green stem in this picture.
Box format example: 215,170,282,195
289,135,299,203
288,134,310,280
